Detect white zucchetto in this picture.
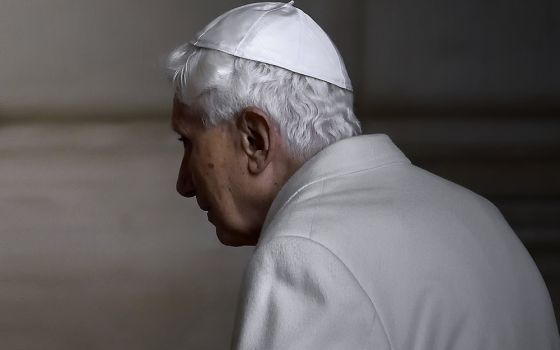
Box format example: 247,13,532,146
189,1,353,91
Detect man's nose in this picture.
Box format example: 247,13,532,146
176,156,195,197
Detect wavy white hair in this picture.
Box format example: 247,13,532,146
165,44,361,160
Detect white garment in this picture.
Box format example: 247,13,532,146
189,1,353,91
231,134,559,350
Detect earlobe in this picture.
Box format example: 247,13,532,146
237,108,273,175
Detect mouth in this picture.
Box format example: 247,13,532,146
206,209,215,224
195,196,210,212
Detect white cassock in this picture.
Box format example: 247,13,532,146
231,134,559,350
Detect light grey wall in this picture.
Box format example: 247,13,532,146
0,0,248,112
2,0,558,115
0,0,365,114
363,0,560,108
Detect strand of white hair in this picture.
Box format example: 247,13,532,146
166,44,361,160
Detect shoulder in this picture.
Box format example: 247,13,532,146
245,235,378,322
250,235,353,279
234,234,392,350
247,235,371,302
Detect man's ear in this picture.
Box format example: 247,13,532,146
237,107,273,174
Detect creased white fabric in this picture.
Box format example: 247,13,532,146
189,1,353,91
231,134,560,350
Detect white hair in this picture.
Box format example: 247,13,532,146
165,44,361,160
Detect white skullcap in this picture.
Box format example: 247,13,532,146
189,1,353,91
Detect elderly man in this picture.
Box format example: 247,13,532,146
165,2,559,349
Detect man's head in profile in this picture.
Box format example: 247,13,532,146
163,2,559,349
165,1,360,246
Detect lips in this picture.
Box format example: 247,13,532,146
195,196,214,224
195,196,210,212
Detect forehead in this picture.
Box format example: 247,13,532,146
172,97,203,133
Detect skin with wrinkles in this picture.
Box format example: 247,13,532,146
172,97,302,246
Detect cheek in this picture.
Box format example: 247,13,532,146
195,132,243,205
213,168,245,217
194,158,229,197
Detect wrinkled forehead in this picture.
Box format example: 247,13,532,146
177,49,235,103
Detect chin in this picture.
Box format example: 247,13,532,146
215,227,259,247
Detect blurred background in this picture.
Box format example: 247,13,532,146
1,0,559,348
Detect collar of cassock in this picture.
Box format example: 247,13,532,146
262,134,411,234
